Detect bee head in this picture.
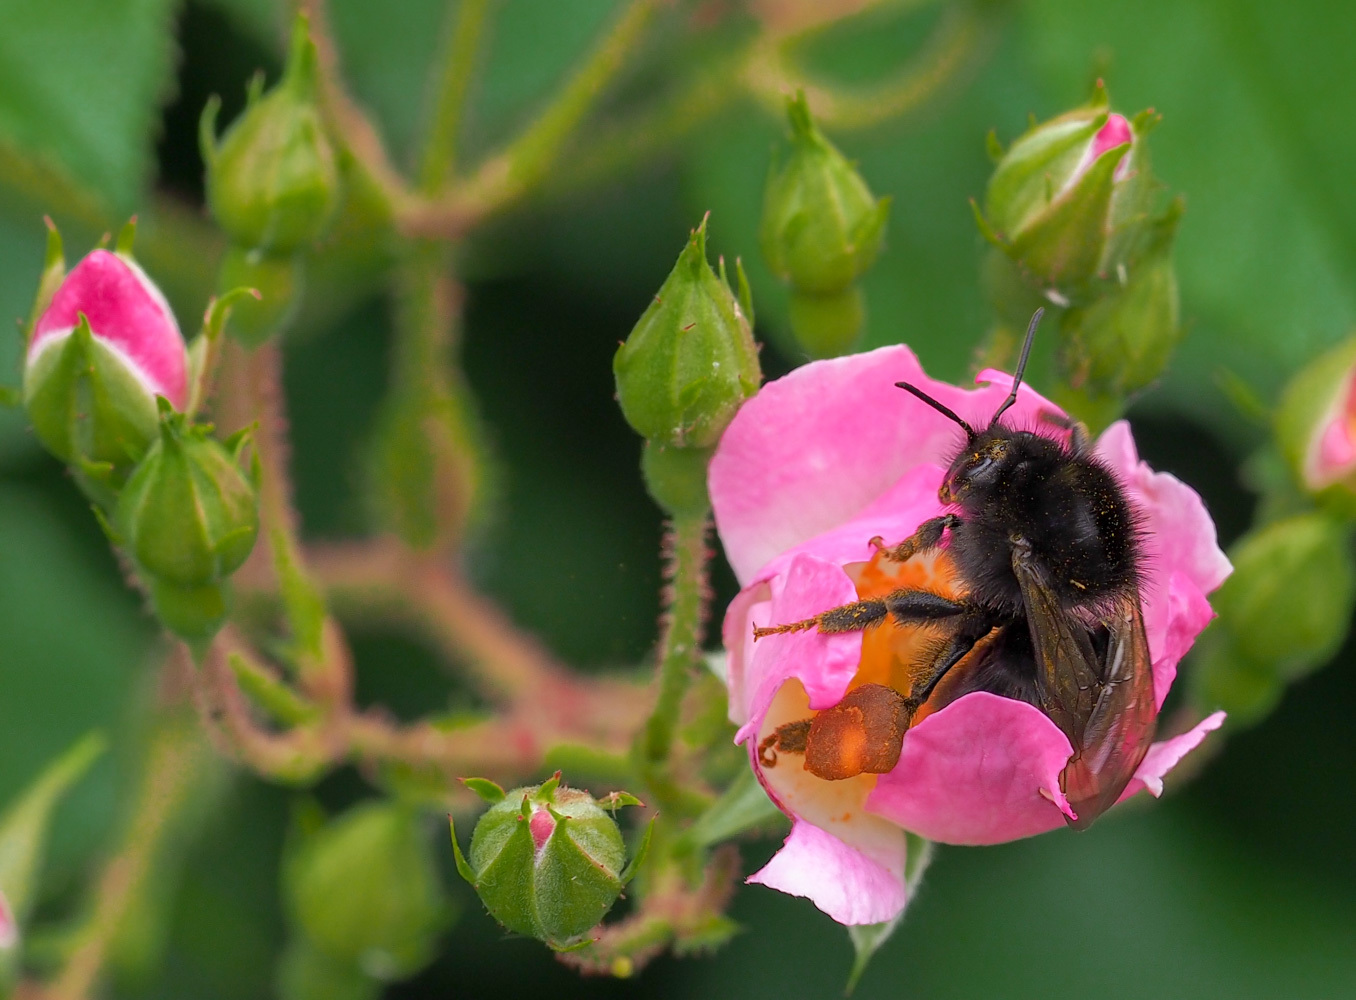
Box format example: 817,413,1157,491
940,428,1018,503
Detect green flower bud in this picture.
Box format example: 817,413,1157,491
1192,513,1356,724
114,403,260,587
286,802,449,981
976,84,1159,299
614,216,760,450
201,14,340,254
760,93,890,296
451,775,651,950
218,245,305,346
1275,334,1356,515
1057,201,1183,400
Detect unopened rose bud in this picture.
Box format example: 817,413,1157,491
286,802,449,982
977,83,1158,299
24,234,188,476
615,216,760,452
114,404,259,587
760,93,890,296
202,14,339,253
1275,334,1356,513
1058,201,1183,400
1192,512,1356,725
760,93,889,357
451,775,650,950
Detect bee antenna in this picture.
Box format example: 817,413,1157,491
990,307,1044,426
895,381,975,438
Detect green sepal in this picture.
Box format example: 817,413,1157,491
597,791,643,812
114,216,138,256
24,217,66,342
618,814,655,886
1007,142,1129,290
673,766,783,855
460,778,506,804
198,95,221,169
23,312,161,474
448,813,478,886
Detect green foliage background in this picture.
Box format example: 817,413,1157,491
0,0,1352,996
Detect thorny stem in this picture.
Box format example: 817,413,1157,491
639,515,713,815
417,0,492,192
402,0,663,235
39,705,211,1000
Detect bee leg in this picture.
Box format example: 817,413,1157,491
753,598,890,639
873,514,962,563
1038,410,1093,456
758,718,810,767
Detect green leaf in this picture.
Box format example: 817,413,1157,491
0,0,180,212
0,731,105,918
846,916,901,996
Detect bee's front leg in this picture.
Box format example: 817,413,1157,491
869,513,961,563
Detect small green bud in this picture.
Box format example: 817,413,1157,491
760,93,890,296
286,802,449,981
115,403,260,587
614,217,760,450
202,14,340,253
1275,334,1356,515
451,774,650,950
1057,201,1183,400
1200,513,1356,700
218,245,305,346
977,84,1159,299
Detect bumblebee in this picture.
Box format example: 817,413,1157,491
755,309,1155,829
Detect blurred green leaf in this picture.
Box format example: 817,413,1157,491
0,0,179,212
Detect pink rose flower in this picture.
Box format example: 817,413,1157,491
709,345,1231,926
28,248,188,409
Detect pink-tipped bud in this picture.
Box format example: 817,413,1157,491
0,888,16,951
24,247,189,472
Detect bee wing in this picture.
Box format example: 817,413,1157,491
1011,549,1157,830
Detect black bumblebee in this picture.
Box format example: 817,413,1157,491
755,309,1155,830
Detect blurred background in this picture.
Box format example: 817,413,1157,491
0,0,1353,997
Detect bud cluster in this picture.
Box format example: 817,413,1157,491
614,214,761,517
21,221,260,642
451,774,651,951
759,93,890,358
201,13,339,346
977,83,1184,420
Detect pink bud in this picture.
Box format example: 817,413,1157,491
0,888,16,950
1074,112,1134,186
528,806,555,851
28,249,188,409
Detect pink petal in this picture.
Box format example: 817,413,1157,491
1089,113,1133,161
867,692,1075,845
1095,421,1231,705
1121,711,1226,799
748,819,906,925
733,552,862,746
710,347,1065,584
30,250,187,408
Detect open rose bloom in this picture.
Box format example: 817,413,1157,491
709,346,1231,925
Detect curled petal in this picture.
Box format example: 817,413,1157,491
748,819,906,926
1123,711,1226,799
